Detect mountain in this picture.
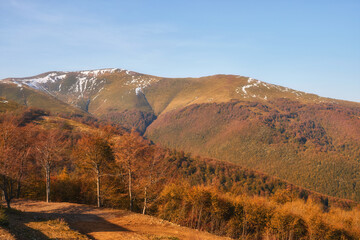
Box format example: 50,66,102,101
1,68,360,202
3,69,353,132
0,80,87,116
1,69,159,132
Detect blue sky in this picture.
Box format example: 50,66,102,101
1,0,359,102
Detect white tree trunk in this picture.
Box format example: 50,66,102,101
46,166,50,203
96,166,101,208
142,186,147,214
128,167,132,211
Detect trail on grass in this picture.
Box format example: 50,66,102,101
9,200,230,240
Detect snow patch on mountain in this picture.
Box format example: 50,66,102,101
13,80,23,87
125,75,158,95
79,68,119,76
241,77,261,95
2,68,145,99
8,68,119,92
234,77,308,101
135,87,142,95
18,72,67,90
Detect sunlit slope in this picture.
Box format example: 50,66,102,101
144,74,344,114
1,69,161,132
7,70,158,113
146,99,360,201
0,96,23,112
0,82,86,115
4,69,356,128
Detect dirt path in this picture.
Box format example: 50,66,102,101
9,200,231,240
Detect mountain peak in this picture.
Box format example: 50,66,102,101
1,69,359,118
77,68,120,76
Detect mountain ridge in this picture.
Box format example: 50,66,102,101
3,68,359,110
3,69,359,104
1,68,360,202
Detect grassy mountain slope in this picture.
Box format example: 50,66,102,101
0,97,23,113
1,69,159,132
143,74,337,114
0,82,86,116
3,70,352,131
146,99,360,201
4,70,358,115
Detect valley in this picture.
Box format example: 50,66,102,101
1,68,359,202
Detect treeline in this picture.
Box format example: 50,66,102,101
154,184,360,239
160,150,356,210
0,108,359,239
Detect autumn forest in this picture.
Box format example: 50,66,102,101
1,107,359,239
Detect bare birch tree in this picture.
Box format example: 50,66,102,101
74,132,114,207
35,129,66,203
114,131,149,211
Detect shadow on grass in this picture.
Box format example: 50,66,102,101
5,207,131,240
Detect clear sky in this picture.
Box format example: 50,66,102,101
1,0,359,102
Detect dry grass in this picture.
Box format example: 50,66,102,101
6,199,230,240
1,202,89,240
40,116,97,134
25,218,89,239
0,83,85,116
0,227,15,240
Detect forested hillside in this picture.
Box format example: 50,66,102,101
146,99,360,202
1,106,359,239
